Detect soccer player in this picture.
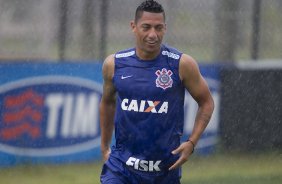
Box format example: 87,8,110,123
99,0,214,183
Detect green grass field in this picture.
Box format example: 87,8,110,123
0,152,281,184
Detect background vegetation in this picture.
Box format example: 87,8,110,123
1,152,281,184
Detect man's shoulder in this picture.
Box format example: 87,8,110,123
115,48,135,58
162,44,181,53
161,44,182,60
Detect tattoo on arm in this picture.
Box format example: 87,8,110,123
195,112,212,125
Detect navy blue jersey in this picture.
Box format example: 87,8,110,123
107,44,185,176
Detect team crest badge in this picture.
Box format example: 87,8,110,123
155,68,173,90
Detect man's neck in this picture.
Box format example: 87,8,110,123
136,48,161,60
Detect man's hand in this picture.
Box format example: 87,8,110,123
169,141,194,170
101,148,111,162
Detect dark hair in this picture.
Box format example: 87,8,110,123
135,0,165,23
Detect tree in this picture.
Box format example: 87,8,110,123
80,0,96,60
214,0,241,62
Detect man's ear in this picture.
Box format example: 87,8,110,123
130,20,136,33
163,23,167,33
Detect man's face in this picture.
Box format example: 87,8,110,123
131,11,166,55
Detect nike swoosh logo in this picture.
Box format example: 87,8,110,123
121,75,133,79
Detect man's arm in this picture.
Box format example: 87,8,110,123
99,54,116,162
169,54,214,170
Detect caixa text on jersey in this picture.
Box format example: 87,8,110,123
121,98,168,114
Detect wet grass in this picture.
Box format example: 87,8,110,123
0,152,281,184
182,151,282,184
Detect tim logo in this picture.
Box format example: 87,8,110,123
0,76,102,157
155,68,173,90
0,90,43,140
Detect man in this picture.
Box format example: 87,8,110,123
99,0,214,183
